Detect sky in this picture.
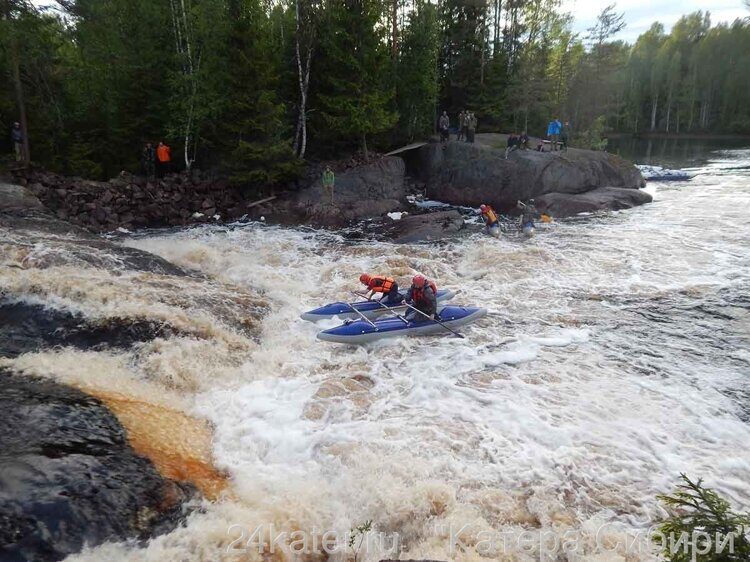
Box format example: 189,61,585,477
561,0,749,43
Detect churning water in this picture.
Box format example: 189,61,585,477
3,148,750,561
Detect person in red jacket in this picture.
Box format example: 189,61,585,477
404,274,437,321
156,141,171,178
359,274,402,304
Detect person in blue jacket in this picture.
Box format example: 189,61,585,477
547,118,562,151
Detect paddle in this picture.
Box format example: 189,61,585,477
400,301,466,339
343,302,379,329
352,292,409,324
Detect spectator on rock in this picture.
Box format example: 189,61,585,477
460,110,468,142
156,141,171,178
321,166,335,205
141,142,156,179
560,121,570,151
519,131,529,149
547,118,562,151
439,111,450,143
505,133,519,159
11,122,23,162
467,112,477,143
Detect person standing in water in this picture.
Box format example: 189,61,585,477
321,166,335,204
518,199,540,231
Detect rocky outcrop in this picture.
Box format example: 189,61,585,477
11,169,252,233
1,182,187,275
0,371,192,562
534,187,653,216
381,210,465,243
268,156,406,226
417,136,646,216
0,300,180,359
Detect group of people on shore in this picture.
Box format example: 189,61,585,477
140,141,172,179
438,110,478,144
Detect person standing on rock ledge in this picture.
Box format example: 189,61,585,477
439,111,450,143
547,118,562,151
11,122,24,162
141,143,156,179
459,110,468,141
467,112,477,143
156,141,171,178
321,166,335,204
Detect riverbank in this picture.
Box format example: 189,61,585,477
5,134,649,236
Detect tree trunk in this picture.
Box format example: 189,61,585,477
391,0,398,60
362,133,368,161
5,2,30,163
650,96,658,131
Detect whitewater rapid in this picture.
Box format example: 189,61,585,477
3,148,750,561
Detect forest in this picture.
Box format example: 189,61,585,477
2,0,750,183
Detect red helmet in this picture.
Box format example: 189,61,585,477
359,273,371,285
412,274,426,288
480,204,487,212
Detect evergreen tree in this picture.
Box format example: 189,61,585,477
314,0,397,159
396,0,439,142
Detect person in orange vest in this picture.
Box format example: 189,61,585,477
479,204,501,238
156,141,171,178
359,273,402,304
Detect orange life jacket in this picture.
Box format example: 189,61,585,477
368,276,396,294
482,206,498,224
156,145,171,163
412,279,437,303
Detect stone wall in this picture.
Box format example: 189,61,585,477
11,169,250,232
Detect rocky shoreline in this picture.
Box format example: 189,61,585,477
7,134,650,236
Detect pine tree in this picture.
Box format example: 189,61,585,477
314,0,397,159
219,0,301,190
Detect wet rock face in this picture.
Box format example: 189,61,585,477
271,156,406,226
417,139,645,212
381,210,465,243
534,187,653,216
0,371,192,562
0,300,176,359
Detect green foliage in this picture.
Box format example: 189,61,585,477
3,0,750,184
314,0,397,157
396,0,440,142
348,520,373,562
577,116,608,150
218,0,301,189
655,474,750,561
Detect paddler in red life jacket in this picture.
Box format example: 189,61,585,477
479,204,500,230
359,273,402,304
404,274,438,321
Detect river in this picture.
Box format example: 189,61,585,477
4,143,750,561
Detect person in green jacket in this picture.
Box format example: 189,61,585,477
322,166,335,204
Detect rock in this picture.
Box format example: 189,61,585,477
0,371,192,562
0,183,45,214
275,156,406,226
534,186,654,217
417,135,645,211
382,210,465,243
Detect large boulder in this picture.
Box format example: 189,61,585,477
273,156,406,226
0,372,192,562
417,136,645,212
381,210,465,243
535,187,653,216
